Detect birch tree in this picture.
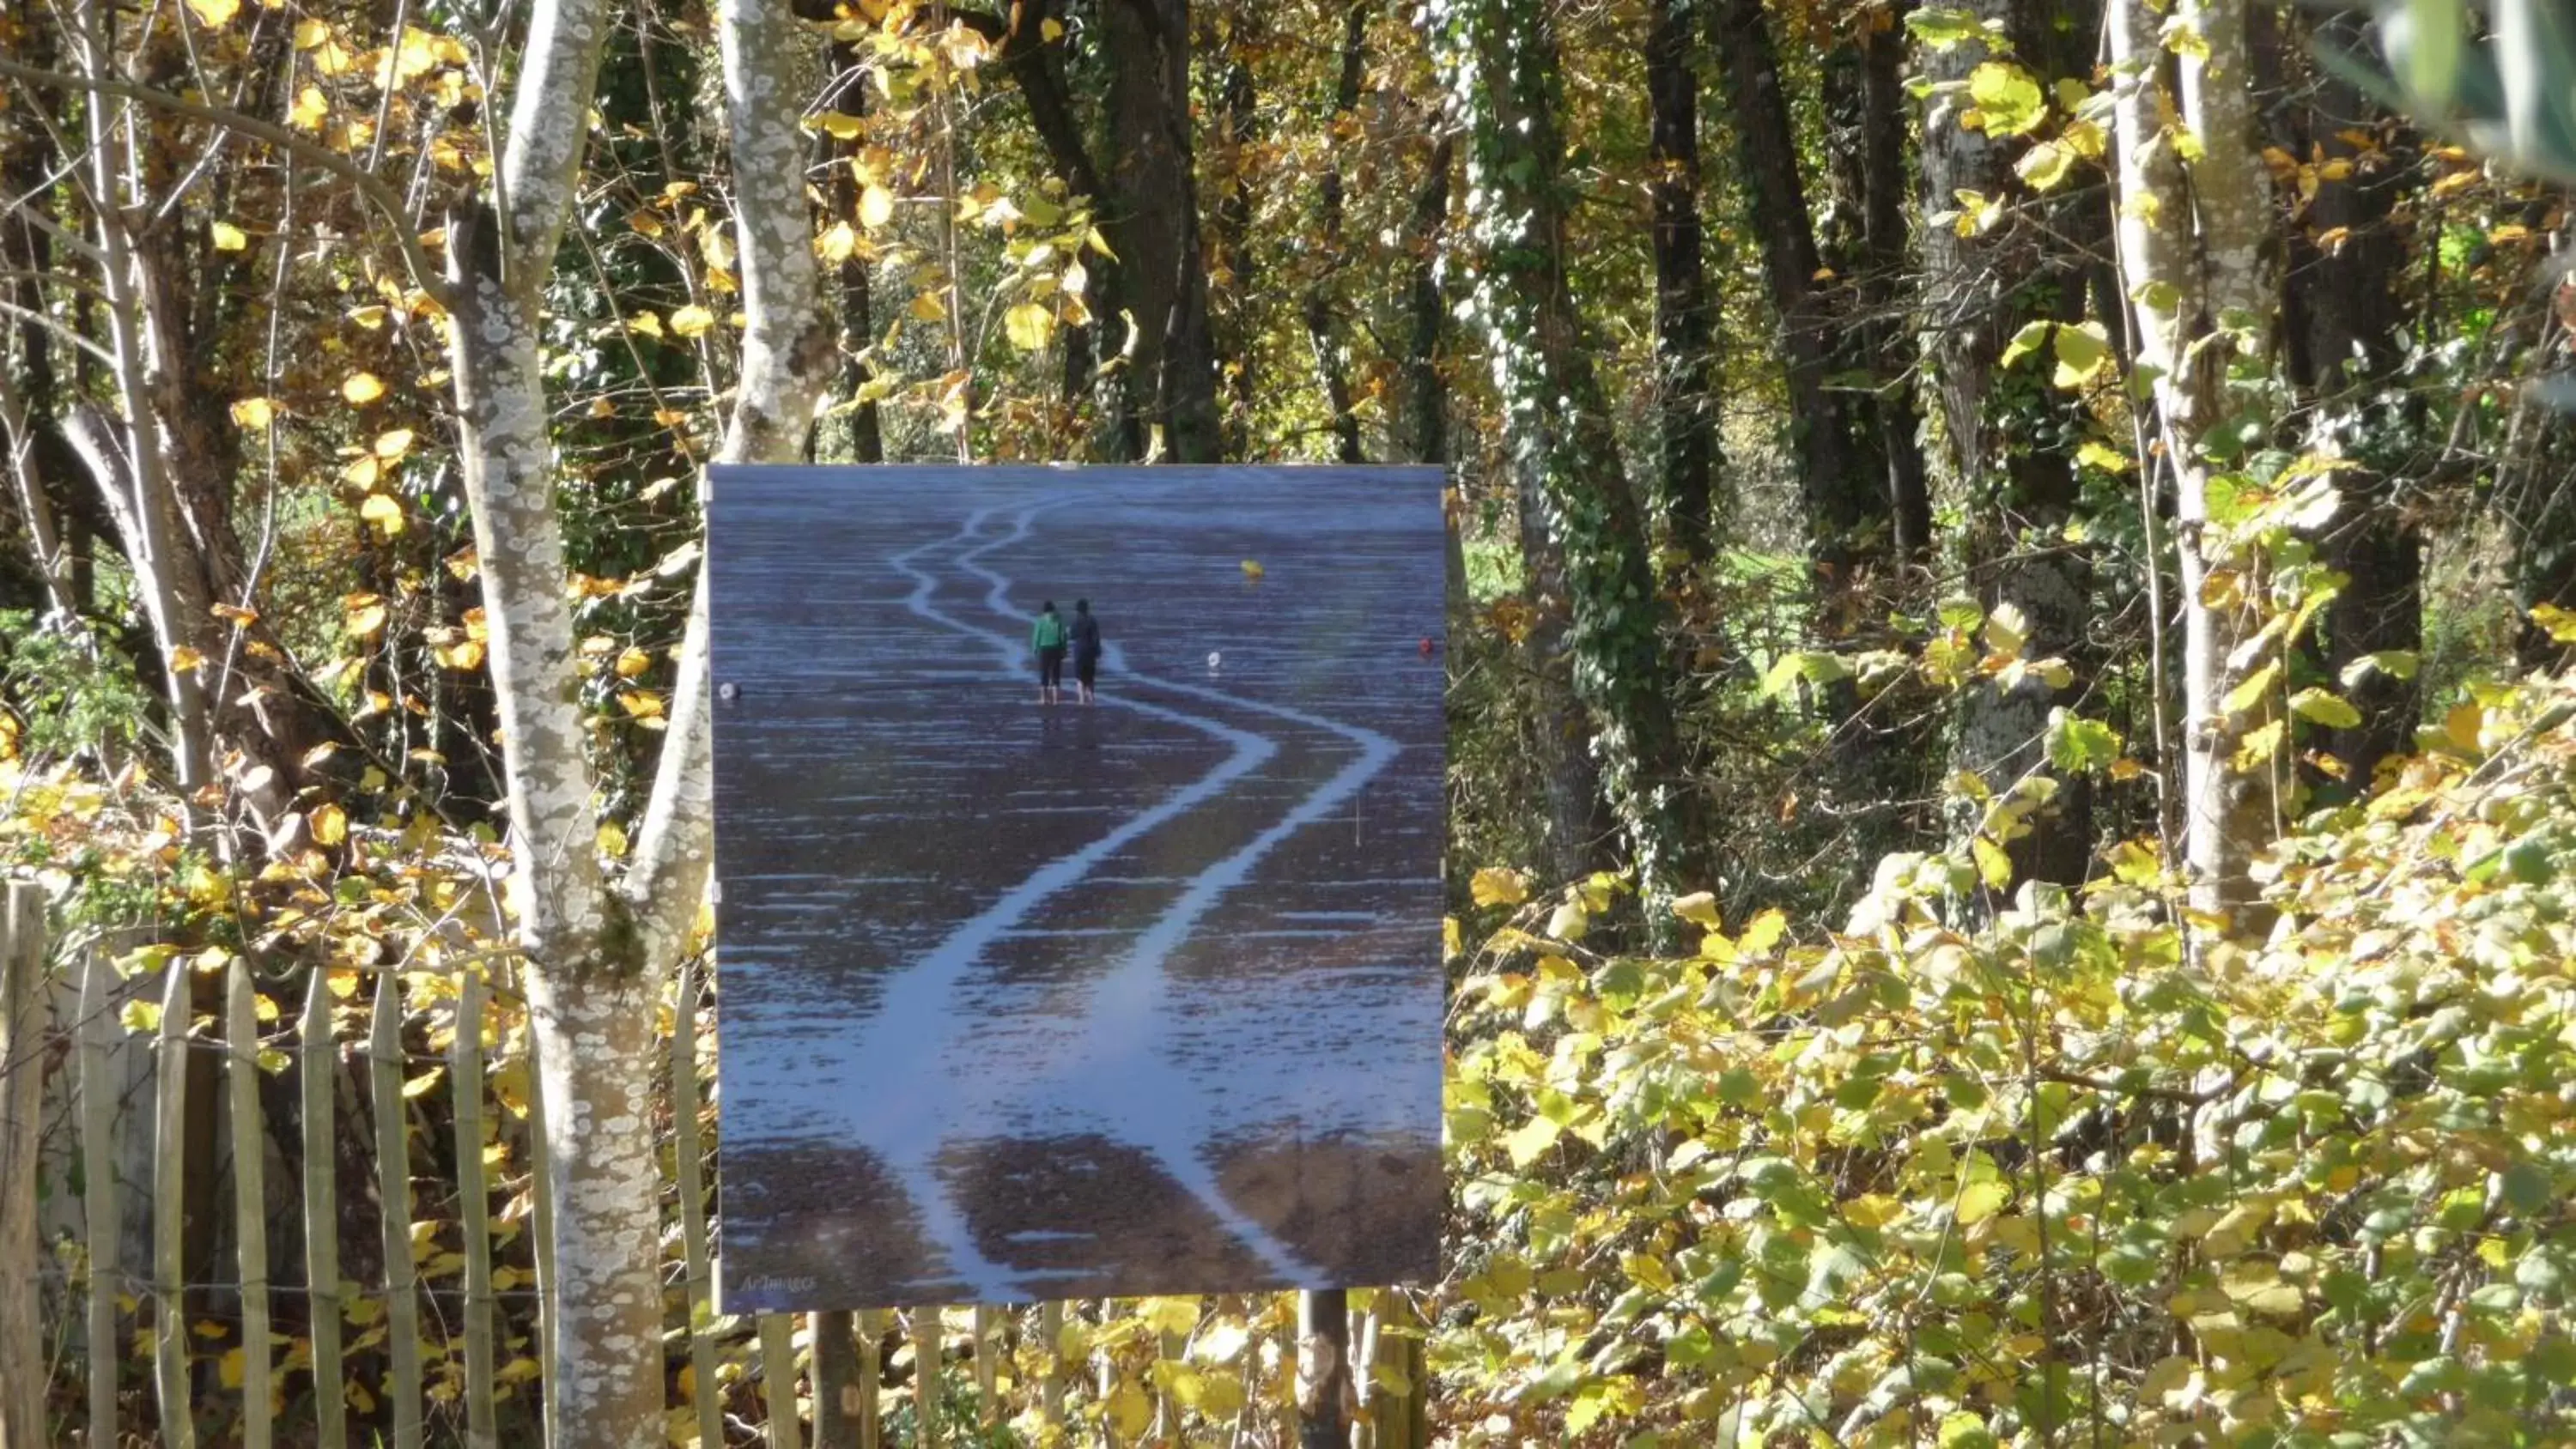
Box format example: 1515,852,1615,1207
6,0,830,1437
439,0,833,1439
2106,0,2277,912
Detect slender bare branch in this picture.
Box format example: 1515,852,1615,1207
0,54,447,299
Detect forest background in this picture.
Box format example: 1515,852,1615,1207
4,0,2576,1443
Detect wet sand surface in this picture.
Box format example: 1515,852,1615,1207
708,467,1446,1310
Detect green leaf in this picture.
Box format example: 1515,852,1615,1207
2223,662,2281,715
1670,891,1722,929
1503,1114,1563,1168
2340,649,2419,686
1956,1180,2010,1225
1984,601,2029,656
1969,61,2049,136
1999,320,2053,370
1972,835,2014,890
2046,710,2123,773
1004,301,1056,351
2289,688,2364,729
1906,6,1989,48
2015,139,2076,191
2075,439,2134,473
2050,322,2114,388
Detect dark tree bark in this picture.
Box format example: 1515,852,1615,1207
1215,50,1262,459
1305,1,1371,465
2277,17,2423,792
1104,0,1223,463
1920,0,2099,886
958,0,1115,425
1646,0,1721,563
825,39,885,466
1438,0,1705,931
1710,0,1880,585
1403,132,1455,470
1823,9,1932,563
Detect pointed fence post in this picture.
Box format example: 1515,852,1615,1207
225,961,273,1449
857,1308,885,1449
762,1313,805,1449
0,883,50,1449
369,968,422,1449
974,1306,998,1430
153,957,196,1449
911,1308,939,1448
78,951,119,1447
1037,1301,1064,1432
301,971,346,1449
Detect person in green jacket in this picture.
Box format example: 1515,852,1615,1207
1030,600,1067,705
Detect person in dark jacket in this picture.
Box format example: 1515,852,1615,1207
1030,601,1066,705
1069,598,1103,705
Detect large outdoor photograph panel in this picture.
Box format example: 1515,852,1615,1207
707,465,1446,1311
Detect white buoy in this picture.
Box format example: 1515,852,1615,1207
1207,651,1222,672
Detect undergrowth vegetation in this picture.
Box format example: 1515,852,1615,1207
1438,663,2576,1446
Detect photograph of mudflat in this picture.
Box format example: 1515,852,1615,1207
707,465,1446,1311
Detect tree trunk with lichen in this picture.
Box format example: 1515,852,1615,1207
1646,0,1721,564
1433,0,1702,937
440,0,831,1441
1922,0,2098,887
2108,0,2277,915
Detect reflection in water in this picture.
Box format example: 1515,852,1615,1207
710,467,1446,1309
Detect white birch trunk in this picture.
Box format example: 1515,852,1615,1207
66,0,213,803
2107,0,2277,915
436,0,831,1440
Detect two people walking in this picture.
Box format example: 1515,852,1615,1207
1031,599,1103,705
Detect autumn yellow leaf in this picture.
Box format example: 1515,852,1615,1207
168,646,207,673
289,85,330,130
360,494,404,538
614,646,652,679
310,803,348,847
667,304,716,338
230,397,276,429
1670,890,1722,929
373,429,415,459
342,372,386,405
343,595,388,638
597,821,629,858
1004,301,1056,351
186,0,241,27
1470,866,1528,908
908,289,948,323
210,221,249,252
817,221,858,264
617,691,665,718
860,184,896,230
1956,1179,2010,1226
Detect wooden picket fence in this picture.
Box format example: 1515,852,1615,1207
0,882,1431,1449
